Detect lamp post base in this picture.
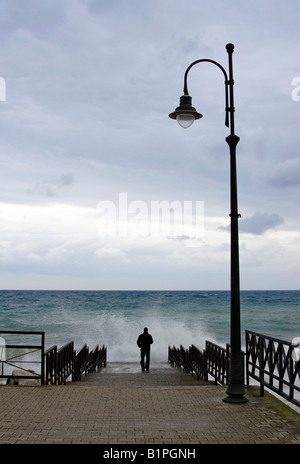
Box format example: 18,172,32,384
222,385,249,403
222,395,249,404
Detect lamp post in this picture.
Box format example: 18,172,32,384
169,43,248,403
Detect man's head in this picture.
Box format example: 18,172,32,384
144,327,148,333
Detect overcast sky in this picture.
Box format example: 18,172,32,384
0,0,299,290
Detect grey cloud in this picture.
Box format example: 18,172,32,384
269,158,300,188
239,212,284,235
0,0,67,39
27,182,55,197
57,173,73,188
166,235,190,241
27,173,73,197
219,212,284,235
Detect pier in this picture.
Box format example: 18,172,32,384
0,331,299,445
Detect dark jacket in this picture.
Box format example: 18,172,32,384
137,332,153,351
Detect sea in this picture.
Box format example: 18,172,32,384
0,290,299,363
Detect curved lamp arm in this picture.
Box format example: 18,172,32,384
182,58,230,128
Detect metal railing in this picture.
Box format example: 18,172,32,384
0,331,106,386
43,342,75,385
72,343,89,381
44,345,58,385
0,330,45,385
188,344,208,381
169,341,228,385
45,342,107,385
57,341,74,385
73,344,107,382
170,331,300,408
168,345,181,368
245,330,300,407
205,340,230,385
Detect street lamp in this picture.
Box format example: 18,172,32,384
169,43,248,403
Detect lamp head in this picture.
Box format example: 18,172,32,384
169,95,202,128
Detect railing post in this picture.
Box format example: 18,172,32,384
203,348,207,381
277,342,283,393
259,335,264,397
41,332,45,386
245,331,249,386
226,343,230,385
288,345,294,400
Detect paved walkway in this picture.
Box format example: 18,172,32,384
0,362,299,445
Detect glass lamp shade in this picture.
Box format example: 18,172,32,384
169,95,202,128
176,114,195,128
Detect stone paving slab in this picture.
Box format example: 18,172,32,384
0,362,299,445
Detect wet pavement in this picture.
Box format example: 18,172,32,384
0,362,299,445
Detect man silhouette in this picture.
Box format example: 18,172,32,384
137,327,153,371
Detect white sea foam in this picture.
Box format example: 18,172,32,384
77,309,214,363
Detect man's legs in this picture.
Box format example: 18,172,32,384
145,350,150,371
141,350,150,371
140,350,145,371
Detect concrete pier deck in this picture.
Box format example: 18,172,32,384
0,362,299,446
